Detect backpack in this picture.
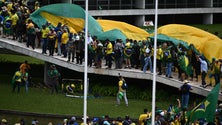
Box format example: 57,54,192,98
115,47,122,58
121,80,128,90
181,84,189,95
27,27,36,35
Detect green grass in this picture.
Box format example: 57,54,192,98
0,54,44,64
192,24,222,38
0,75,172,120
0,81,156,118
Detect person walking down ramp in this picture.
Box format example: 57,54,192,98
116,75,128,106
48,65,60,94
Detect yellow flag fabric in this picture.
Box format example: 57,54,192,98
41,12,84,33
157,24,222,62
30,3,149,42
184,56,189,67
97,20,149,41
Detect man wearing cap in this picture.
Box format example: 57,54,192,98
179,80,192,109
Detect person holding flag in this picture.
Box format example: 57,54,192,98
187,82,220,124
116,75,128,107
196,55,208,88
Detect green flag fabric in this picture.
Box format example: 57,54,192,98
188,83,220,123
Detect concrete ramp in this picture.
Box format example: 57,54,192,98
0,37,222,101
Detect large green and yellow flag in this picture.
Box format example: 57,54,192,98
30,3,149,42
157,24,222,62
188,83,220,122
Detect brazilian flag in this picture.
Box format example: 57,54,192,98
3,16,12,35
30,3,149,42
178,55,193,76
187,83,220,123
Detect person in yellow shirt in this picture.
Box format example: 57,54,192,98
6,1,13,12
48,28,57,56
34,1,40,11
124,39,132,69
105,39,113,69
157,45,163,75
210,58,221,85
61,29,69,58
12,69,23,93
10,10,19,40
138,109,151,125
41,24,49,54
116,75,128,106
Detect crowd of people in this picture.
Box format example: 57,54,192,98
1,0,222,85
2,0,222,125
1,99,222,125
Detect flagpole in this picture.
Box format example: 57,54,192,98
151,0,158,124
83,0,89,124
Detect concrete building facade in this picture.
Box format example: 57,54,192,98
57,0,222,26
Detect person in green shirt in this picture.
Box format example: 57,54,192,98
48,65,60,94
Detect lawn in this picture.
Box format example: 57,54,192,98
192,24,222,38
0,54,44,64
0,74,174,124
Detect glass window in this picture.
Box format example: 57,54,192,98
187,0,196,8
159,0,165,8
145,0,155,9
166,0,176,8
97,0,110,10
177,0,187,8
110,0,121,9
